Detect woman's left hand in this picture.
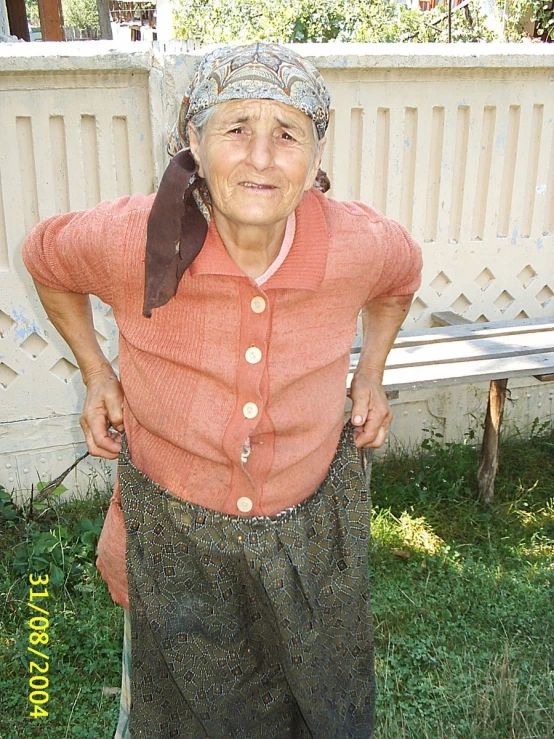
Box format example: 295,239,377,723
350,370,392,449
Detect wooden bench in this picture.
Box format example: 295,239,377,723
348,316,554,502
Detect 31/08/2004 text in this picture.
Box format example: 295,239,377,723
27,573,50,719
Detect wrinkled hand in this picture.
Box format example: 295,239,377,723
350,371,392,449
80,370,125,459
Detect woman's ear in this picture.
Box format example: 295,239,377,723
305,136,327,192
187,125,205,178
316,136,327,170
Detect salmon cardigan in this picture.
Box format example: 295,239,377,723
23,188,422,607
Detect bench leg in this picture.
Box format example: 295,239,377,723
477,378,508,504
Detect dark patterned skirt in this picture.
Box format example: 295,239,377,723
119,423,375,738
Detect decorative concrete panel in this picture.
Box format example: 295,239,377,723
317,66,554,329
0,51,155,496
0,43,553,496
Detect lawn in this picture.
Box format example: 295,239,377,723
1,426,553,738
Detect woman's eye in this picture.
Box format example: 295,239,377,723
229,127,244,135
281,132,295,141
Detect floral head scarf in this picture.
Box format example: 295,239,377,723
143,43,331,317
167,42,331,156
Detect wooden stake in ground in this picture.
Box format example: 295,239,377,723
477,378,508,504
37,0,64,40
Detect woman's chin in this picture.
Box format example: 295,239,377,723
234,215,285,229
229,205,290,228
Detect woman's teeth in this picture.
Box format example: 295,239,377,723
242,182,273,189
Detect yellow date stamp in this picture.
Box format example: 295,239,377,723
27,573,50,718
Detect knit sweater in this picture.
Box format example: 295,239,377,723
23,187,422,607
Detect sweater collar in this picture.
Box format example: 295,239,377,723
188,189,329,291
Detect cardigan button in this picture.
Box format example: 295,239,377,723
243,402,259,419
237,497,253,513
245,347,262,364
250,296,266,313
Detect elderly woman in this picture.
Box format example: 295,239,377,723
23,43,421,738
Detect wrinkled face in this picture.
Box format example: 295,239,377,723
188,99,325,230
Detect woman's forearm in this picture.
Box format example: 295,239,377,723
32,280,114,384
356,295,413,381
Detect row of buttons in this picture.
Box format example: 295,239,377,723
243,296,265,420
236,295,267,515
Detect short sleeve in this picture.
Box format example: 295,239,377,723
21,195,151,307
367,217,423,301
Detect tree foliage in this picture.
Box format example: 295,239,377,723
24,0,40,27
62,0,100,31
500,0,554,41
173,0,497,44
24,0,100,30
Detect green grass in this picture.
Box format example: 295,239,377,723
1,426,553,738
370,426,554,737
0,487,122,738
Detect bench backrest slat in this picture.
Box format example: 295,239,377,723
348,351,554,391
348,316,554,391
351,317,554,352
381,331,554,369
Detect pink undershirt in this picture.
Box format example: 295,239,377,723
255,211,296,285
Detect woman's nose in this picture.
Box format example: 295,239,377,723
246,133,273,171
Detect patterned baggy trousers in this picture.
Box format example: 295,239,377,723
118,423,375,738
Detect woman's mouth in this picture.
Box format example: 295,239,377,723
239,182,277,191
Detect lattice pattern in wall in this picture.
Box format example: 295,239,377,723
0,298,119,419
320,70,554,328
0,70,154,435
1,55,554,490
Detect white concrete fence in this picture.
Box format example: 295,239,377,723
0,42,553,495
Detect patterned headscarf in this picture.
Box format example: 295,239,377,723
167,43,331,156
143,43,331,317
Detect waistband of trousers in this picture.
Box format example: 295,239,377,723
118,421,369,531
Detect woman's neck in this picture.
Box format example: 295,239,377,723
212,211,288,279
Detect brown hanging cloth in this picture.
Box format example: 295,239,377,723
142,149,208,318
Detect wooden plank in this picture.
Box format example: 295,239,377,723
347,351,554,392
534,374,554,383
431,311,472,326
351,331,554,371
396,318,554,346
351,317,554,352
380,331,554,370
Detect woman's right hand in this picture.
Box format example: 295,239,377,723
27,283,126,459
80,369,125,459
